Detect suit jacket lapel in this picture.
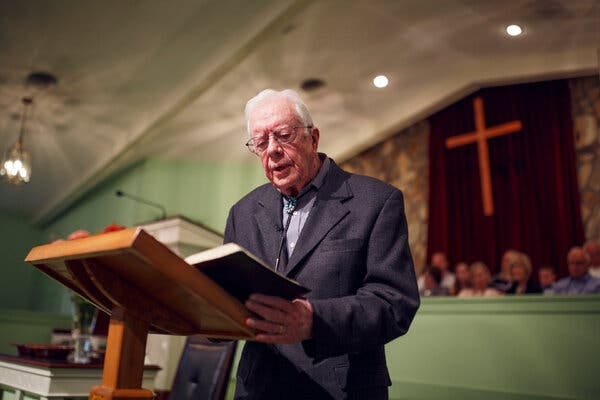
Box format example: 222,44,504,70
285,163,353,276
254,186,283,268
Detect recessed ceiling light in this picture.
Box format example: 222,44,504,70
506,24,523,36
300,78,325,91
373,75,389,88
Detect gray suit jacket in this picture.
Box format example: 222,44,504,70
224,159,419,399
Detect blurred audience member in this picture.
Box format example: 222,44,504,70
450,262,471,295
506,252,541,294
458,262,502,297
583,240,600,278
490,249,519,293
420,266,450,297
537,265,557,291
418,252,455,292
545,247,600,295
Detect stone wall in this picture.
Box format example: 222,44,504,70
340,76,599,270
341,121,430,270
570,76,600,241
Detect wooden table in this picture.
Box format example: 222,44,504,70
0,354,159,400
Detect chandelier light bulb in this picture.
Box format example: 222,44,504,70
1,145,31,183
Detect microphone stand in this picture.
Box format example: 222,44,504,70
115,190,167,220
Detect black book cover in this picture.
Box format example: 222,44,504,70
186,243,310,303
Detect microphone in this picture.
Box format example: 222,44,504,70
115,190,167,220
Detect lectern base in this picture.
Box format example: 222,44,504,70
90,385,155,400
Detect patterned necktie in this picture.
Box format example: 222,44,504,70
283,196,297,215
275,196,297,271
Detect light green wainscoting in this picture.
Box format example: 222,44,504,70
386,295,599,400
225,295,600,400
0,296,597,399
0,309,71,355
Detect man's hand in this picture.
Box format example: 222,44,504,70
244,293,313,344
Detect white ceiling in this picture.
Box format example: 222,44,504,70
0,0,597,224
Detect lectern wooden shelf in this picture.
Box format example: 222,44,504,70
25,227,254,400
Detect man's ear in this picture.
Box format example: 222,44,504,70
311,127,320,150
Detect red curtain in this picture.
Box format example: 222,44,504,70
427,79,584,277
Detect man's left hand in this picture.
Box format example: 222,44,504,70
244,293,313,344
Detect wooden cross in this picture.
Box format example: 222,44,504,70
445,97,523,216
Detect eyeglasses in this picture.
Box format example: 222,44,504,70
246,126,312,155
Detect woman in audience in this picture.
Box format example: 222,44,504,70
458,262,503,297
506,252,541,294
490,249,519,293
450,262,470,295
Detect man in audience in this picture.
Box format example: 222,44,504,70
420,266,450,297
418,252,455,292
583,240,600,278
537,265,557,291
545,247,600,295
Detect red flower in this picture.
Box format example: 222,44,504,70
103,223,126,233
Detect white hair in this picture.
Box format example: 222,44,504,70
245,89,314,135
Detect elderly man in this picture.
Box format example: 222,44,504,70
224,89,419,399
545,247,600,295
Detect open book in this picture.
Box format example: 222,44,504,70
185,243,310,303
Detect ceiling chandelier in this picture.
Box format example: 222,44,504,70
1,97,34,184
1,72,57,185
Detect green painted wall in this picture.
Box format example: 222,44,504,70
31,158,266,313
136,158,267,231
0,211,45,310
0,158,266,315
43,158,266,238
0,309,70,354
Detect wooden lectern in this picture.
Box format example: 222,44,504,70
25,228,254,400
